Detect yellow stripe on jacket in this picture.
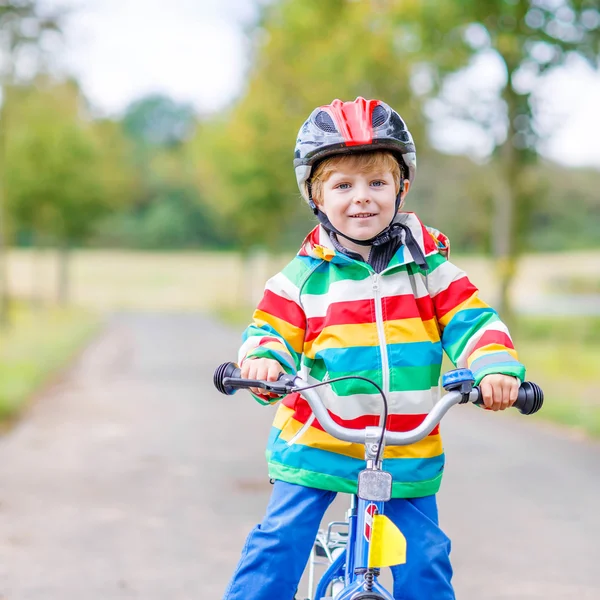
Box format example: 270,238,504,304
304,318,441,359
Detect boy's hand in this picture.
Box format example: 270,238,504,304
479,374,519,411
241,358,286,396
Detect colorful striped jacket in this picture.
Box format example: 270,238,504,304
238,212,525,498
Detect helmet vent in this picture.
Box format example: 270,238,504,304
371,105,388,128
315,111,338,133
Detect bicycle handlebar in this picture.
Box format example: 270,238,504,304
213,362,543,446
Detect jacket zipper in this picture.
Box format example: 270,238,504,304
372,273,389,427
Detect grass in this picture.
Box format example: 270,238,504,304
216,308,600,438
516,316,600,437
0,303,101,422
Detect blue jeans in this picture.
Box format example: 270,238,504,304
223,480,455,600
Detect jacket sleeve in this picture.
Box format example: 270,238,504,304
426,253,525,384
238,264,307,404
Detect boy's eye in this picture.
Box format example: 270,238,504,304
336,182,351,190
371,180,386,187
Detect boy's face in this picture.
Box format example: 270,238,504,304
320,165,407,243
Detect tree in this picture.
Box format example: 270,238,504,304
122,94,197,149
120,94,197,205
407,0,600,320
107,93,223,250
0,0,64,323
5,77,137,304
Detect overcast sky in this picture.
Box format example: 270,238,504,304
49,0,600,169
52,0,254,114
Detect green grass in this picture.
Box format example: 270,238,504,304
217,308,600,438
215,305,255,329
517,317,600,437
514,317,599,431
0,304,101,422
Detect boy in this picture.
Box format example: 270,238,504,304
223,98,525,600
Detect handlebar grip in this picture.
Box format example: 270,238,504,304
213,362,241,395
513,381,544,415
213,361,297,396
474,381,544,415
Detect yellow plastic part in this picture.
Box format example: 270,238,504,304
367,514,407,568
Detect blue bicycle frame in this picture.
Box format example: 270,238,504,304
314,495,394,600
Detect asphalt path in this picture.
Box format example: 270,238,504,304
0,314,598,599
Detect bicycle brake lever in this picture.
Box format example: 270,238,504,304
261,374,297,395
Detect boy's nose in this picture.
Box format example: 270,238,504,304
352,185,372,203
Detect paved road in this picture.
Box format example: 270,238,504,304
0,314,598,599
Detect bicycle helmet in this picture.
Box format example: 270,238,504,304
294,97,417,247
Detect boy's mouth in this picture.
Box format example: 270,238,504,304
349,213,377,219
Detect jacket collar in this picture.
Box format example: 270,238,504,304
299,212,440,268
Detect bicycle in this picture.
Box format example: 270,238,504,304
214,363,543,600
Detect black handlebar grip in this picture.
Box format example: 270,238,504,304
213,361,297,396
475,381,544,415
513,381,544,415
213,362,241,395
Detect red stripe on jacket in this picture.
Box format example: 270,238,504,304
257,289,305,330
384,294,435,322
305,295,436,342
306,299,374,341
432,276,478,320
282,394,439,436
471,330,515,352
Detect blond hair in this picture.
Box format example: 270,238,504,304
310,151,402,206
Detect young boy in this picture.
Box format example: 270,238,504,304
223,98,525,600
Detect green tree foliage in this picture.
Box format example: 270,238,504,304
5,77,137,302
101,94,229,250
122,94,197,149
6,78,134,243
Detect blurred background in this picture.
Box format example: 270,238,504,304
1,0,598,431
0,1,599,597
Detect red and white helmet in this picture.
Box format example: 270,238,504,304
294,97,416,204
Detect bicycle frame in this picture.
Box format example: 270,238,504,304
305,425,397,600
312,494,394,600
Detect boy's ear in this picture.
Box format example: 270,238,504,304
400,179,411,199
397,180,410,210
